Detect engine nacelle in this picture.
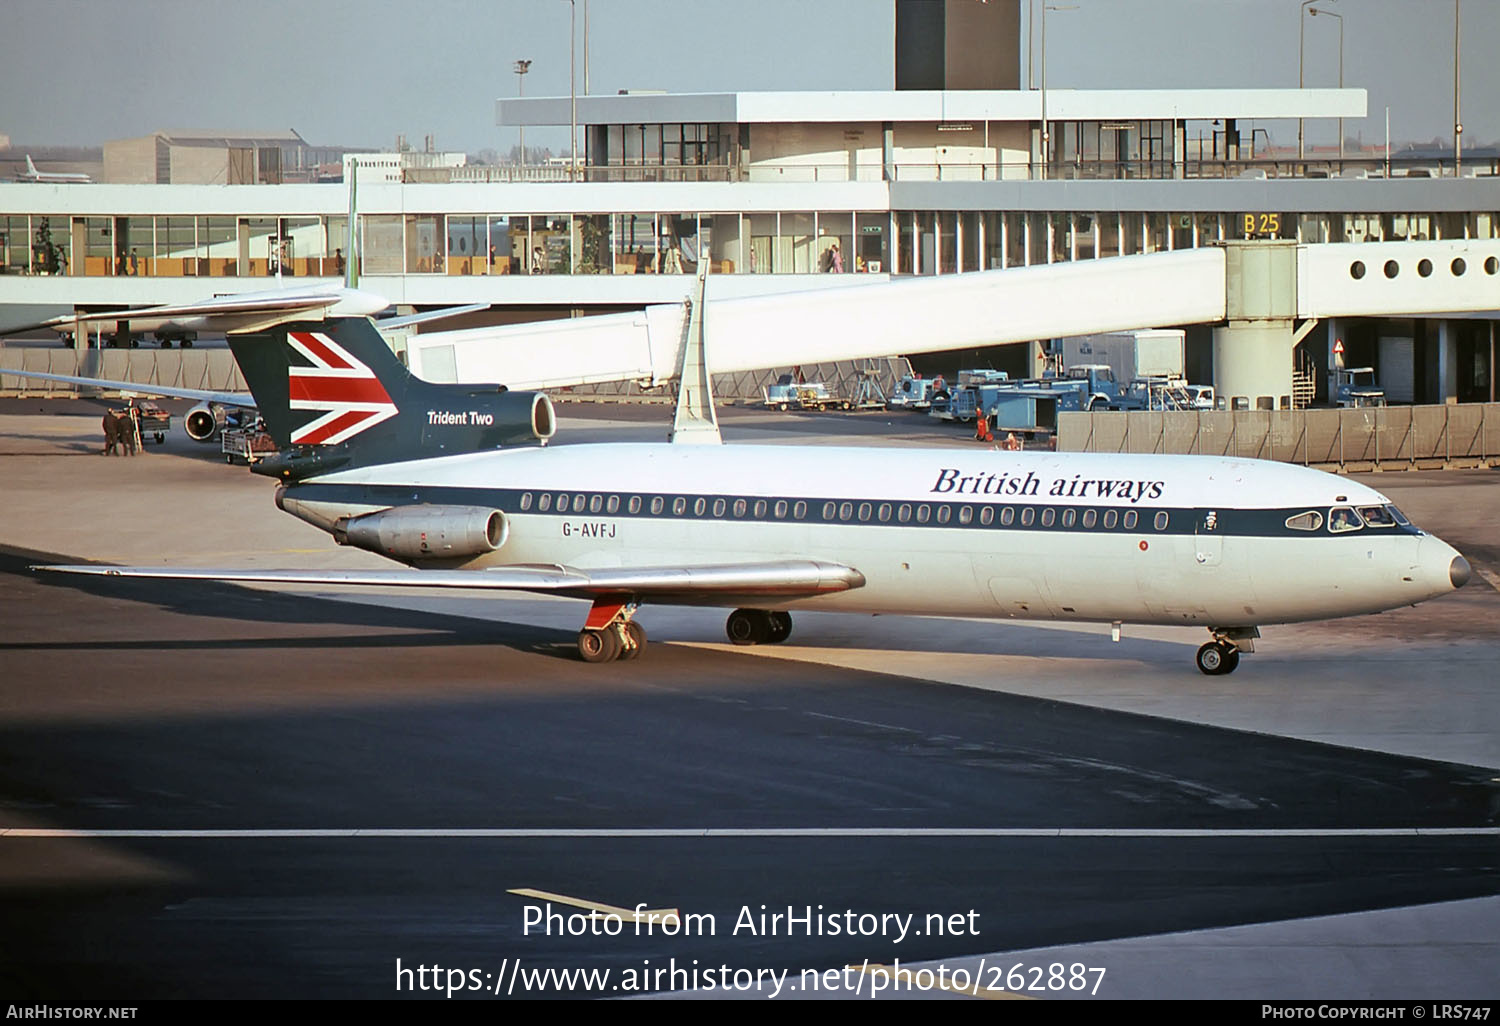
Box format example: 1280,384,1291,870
334,505,506,561
524,391,556,441
184,402,227,442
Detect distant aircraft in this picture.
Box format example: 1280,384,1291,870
36,313,1471,673
15,155,91,184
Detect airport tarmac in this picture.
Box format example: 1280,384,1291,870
0,397,1496,1001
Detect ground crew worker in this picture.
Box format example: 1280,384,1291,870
101,412,121,455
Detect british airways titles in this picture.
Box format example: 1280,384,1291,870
932,468,1165,504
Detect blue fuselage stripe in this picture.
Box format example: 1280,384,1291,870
285,482,1420,541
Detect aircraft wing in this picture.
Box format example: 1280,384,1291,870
0,368,250,408
2,287,392,337
33,560,865,604
28,294,344,330
376,304,492,330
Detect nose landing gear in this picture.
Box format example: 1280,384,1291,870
1196,627,1259,675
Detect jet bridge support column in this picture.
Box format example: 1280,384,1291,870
1212,240,1299,410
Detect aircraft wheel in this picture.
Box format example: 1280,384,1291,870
619,621,647,661
577,628,621,663
1196,641,1233,676
726,609,768,646
766,612,793,644
154,433,165,444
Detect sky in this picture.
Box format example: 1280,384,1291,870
1,0,1495,153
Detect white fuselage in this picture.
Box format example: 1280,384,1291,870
278,444,1463,628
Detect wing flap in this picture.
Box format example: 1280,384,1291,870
32,559,866,603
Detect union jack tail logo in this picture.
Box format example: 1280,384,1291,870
286,331,398,445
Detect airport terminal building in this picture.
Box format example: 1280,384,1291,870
1,0,1497,404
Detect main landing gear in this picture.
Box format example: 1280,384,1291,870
1195,627,1259,676
576,598,646,663
725,608,793,646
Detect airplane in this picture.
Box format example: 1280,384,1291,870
33,312,1472,674
14,155,91,184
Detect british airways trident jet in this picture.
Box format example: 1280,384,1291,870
36,317,1470,673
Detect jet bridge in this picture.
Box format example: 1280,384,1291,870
406,239,1500,410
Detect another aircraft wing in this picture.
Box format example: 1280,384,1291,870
33,560,866,604
0,368,250,408
27,294,345,330
1,287,392,337
376,304,492,330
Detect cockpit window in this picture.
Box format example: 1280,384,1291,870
1387,505,1411,526
1328,506,1364,533
1357,505,1395,528
1285,511,1323,532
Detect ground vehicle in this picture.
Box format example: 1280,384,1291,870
764,375,801,409
1185,384,1217,410
763,375,848,411
1059,329,1186,386
1126,376,1197,411
938,371,1011,422
1335,367,1386,408
221,422,277,464
115,400,170,444
1060,364,1139,411
888,374,941,410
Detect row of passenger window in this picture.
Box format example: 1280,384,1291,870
516,490,1173,532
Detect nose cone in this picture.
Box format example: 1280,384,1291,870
1450,554,1471,590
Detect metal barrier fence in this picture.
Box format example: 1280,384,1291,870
558,357,914,404
1,345,910,409
0,347,247,396
1059,404,1500,471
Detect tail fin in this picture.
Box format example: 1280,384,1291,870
25,155,37,175
228,318,555,475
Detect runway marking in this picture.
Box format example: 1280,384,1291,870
2,827,1496,839
855,962,1028,1000
507,887,679,924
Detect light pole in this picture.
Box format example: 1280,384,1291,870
1027,0,1036,90
1454,0,1462,176
1309,7,1343,168
513,59,531,170
1296,0,1329,165
1039,3,1075,182
562,0,577,180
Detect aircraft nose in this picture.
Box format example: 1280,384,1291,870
1450,554,1471,590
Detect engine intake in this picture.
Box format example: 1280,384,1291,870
184,402,227,442
335,505,506,561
